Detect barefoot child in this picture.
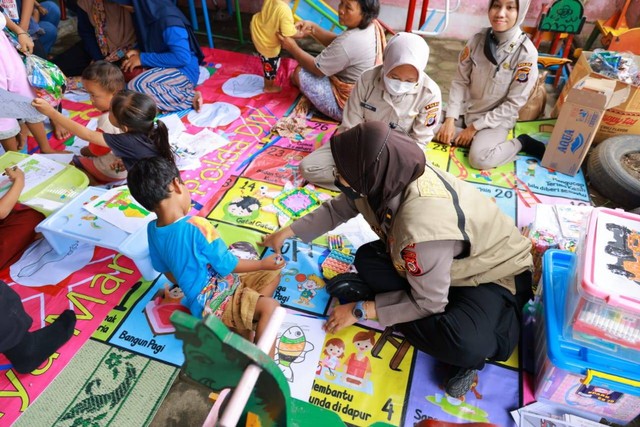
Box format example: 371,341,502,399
127,157,285,355
33,90,174,172
250,0,301,92
73,61,128,184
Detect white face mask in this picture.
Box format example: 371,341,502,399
383,75,417,96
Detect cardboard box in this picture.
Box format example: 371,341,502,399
553,51,640,143
542,77,630,175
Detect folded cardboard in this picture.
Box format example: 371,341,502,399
553,51,640,143
542,76,630,176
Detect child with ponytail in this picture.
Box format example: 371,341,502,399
32,90,174,172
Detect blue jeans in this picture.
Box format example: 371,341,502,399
31,1,60,55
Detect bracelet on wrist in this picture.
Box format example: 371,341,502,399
17,32,30,36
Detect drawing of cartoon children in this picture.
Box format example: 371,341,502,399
344,330,376,387
317,337,345,379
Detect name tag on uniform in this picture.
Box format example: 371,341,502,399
360,102,376,112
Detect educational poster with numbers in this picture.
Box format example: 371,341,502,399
207,177,283,233
309,325,414,426
263,239,334,316
242,145,308,186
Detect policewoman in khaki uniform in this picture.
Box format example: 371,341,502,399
436,0,545,169
300,32,441,189
262,122,533,398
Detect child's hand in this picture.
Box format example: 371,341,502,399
17,33,34,54
32,98,55,115
261,254,285,271
110,158,125,173
4,166,24,183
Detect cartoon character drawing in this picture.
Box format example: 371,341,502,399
144,284,191,335
275,326,315,382
229,241,260,260
317,337,345,379
295,273,325,306
344,330,376,387
473,169,492,182
226,196,261,219
525,158,538,177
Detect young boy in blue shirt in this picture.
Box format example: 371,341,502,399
128,157,284,350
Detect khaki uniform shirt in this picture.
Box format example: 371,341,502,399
446,29,538,131
338,65,442,149
291,164,532,326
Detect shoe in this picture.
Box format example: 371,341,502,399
325,273,374,302
444,367,478,398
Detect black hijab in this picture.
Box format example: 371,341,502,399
330,122,426,225
125,0,203,64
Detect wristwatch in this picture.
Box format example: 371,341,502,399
352,301,367,321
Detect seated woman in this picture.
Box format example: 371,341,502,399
262,122,533,399
121,0,204,112
435,0,545,170
52,0,136,78
12,0,60,56
300,32,441,188
278,0,385,121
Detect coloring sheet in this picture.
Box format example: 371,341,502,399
0,88,43,121
0,154,65,198
275,312,326,400
84,186,156,234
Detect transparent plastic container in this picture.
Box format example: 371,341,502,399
535,250,640,425
564,208,640,360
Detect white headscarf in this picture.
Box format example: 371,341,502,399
381,32,430,96
491,0,531,44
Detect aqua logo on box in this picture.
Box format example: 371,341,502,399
557,129,585,153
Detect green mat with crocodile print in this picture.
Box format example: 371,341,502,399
14,340,178,427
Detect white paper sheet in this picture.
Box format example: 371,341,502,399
0,88,44,121
83,186,156,234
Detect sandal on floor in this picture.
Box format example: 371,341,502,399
326,273,374,302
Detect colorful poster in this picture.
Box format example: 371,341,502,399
212,220,268,260
264,239,334,316
275,311,326,401
207,177,282,233
0,251,142,425
310,325,414,426
243,146,308,186
404,352,519,426
84,186,155,234
94,275,188,366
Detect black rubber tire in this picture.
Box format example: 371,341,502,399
587,135,640,209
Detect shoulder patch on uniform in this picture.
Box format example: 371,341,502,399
517,62,533,68
425,101,440,110
514,67,530,83
460,45,470,63
417,169,451,198
188,216,219,243
401,244,425,276
426,110,438,127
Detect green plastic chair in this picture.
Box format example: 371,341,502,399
171,309,395,427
